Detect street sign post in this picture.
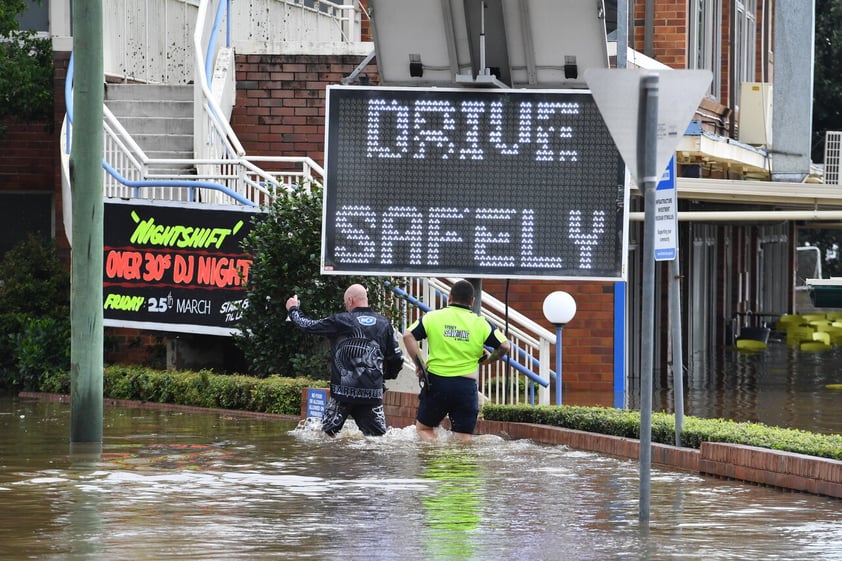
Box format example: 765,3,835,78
585,68,711,525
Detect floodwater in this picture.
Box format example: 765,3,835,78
631,340,842,435
2,396,842,561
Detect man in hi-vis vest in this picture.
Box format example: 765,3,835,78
403,280,510,441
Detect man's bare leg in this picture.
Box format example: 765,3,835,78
415,420,438,440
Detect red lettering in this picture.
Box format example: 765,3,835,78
142,252,172,282
173,255,194,283
105,250,143,280
237,259,251,284
197,256,253,288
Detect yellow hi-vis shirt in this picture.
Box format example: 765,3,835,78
408,304,505,377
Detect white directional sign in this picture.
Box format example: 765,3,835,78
584,69,712,183
654,157,677,261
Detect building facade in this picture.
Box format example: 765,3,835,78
7,1,837,405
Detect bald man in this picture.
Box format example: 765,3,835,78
286,284,403,436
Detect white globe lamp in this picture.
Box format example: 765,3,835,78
542,291,577,405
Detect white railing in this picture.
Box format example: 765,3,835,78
104,0,199,84
824,131,842,185
62,0,332,211
230,0,364,52
102,0,364,84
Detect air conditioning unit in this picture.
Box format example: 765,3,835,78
738,82,773,146
824,131,842,185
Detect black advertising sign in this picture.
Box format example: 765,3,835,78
103,199,263,335
322,86,628,280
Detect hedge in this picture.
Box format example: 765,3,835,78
35,366,842,461
481,403,842,461
102,365,328,416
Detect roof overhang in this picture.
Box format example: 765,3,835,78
676,177,842,209
676,134,771,180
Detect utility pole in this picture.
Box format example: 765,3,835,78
70,1,104,444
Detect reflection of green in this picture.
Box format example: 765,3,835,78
421,447,483,560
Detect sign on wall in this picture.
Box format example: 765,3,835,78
654,157,677,261
103,199,263,336
322,86,628,280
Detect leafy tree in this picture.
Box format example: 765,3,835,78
0,0,53,137
812,0,842,162
234,184,401,378
0,0,30,35
0,30,53,118
798,228,842,278
0,233,70,389
803,0,842,277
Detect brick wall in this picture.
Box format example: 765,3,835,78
0,47,64,257
231,54,379,163
633,0,688,68
377,390,842,500
483,279,616,393
631,0,687,67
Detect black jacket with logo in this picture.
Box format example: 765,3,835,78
287,306,404,404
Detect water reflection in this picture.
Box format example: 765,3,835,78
1,396,841,560
421,447,483,560
628,341,842,434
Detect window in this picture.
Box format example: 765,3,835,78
734,0,758,106
688,0,722,99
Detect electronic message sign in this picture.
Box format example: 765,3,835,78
322,86,628,280
103,199,263,336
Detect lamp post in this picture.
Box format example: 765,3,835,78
542,291,577,406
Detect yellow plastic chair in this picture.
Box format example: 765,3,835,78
826,326,842,346
801,331,831,352
787,325,816,346
801,313,829,323
736,339,767,352
775,314,803,331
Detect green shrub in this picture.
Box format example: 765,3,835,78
0,234,70,389
11,316,70,391
26,361,842,461
0,0,55,139
482,403,842,461
101,365,327,416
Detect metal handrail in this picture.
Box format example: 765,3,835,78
194,0,245,159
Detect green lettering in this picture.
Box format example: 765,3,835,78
127,213,244,249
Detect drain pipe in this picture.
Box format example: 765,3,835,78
643,0,654,57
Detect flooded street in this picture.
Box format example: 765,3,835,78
629,341,842,435
2,396,841,561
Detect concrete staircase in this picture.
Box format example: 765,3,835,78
104,83,195,175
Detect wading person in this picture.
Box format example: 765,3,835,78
402,280,511,442
286,284,403,437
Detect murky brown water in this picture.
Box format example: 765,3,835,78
2,395,841,561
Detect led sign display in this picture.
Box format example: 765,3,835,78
322,86,628,280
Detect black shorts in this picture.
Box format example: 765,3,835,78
321,398,387,436
416,374,479,434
